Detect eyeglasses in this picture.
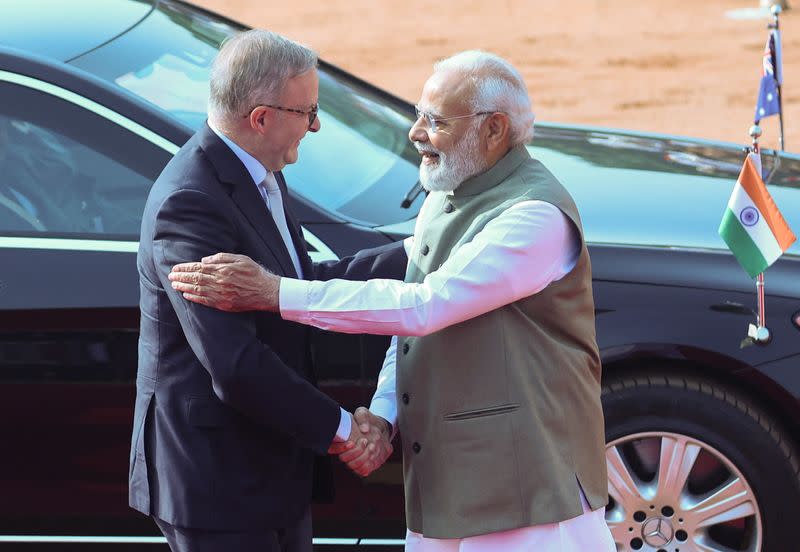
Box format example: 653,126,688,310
245,103,319,128
414,105,494,134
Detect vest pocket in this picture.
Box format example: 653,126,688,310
443,403,519,421
429,406,522,526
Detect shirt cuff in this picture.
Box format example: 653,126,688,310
279,277,311,321
369,397,398,438
334,407,351,442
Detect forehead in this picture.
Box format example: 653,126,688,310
279,68,319,106
418,69,474,115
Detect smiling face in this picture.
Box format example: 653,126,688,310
409,69,489,192
250,68,321,171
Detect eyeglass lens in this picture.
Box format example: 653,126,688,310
414,106,437,133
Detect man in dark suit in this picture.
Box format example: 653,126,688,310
131,30,399,552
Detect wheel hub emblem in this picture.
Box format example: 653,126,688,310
642,517,674,547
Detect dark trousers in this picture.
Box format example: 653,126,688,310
154,508,312,552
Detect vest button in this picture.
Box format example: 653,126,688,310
402,393,410,404
412,442,421,453
402,343,410,355
443,202,454,213
421,244,430,256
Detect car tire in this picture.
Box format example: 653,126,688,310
602,373,800,552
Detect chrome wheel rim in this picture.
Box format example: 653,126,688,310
606,432,762,552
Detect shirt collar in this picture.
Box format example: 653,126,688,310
208,120,268,188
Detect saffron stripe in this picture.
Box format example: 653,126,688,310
738,157,796,250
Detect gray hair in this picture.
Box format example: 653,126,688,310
434,51,535,145
209,30,318,122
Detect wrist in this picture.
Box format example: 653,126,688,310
261,273,280,312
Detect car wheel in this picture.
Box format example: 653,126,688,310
602,373,800,552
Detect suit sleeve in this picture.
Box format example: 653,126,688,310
151,188,340,454
310,240,408,282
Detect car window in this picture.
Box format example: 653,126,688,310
70,0,424,226
0,81,172,238
282,71,423,225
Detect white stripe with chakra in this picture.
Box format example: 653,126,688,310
727,183,783,263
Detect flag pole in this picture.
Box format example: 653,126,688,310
747,125,772,344
772,5,785,151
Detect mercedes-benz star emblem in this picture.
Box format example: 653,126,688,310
642,517,674,547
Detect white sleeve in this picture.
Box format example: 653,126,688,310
368,336,398,428
279,200,580,336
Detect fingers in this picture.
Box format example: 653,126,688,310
339,439,374,464
201,252,246,264
328,440,355,455
354,406,372,434
354,407,389,437
345,448,377,473
180,292,212,306
170,261,204,273
344,437,393,476
169,271,215,291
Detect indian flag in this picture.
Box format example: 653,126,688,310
719,154,796,279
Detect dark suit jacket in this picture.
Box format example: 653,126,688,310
130,124,405,531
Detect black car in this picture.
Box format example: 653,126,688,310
1,1,799,551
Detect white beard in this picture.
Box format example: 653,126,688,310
417,124,486,193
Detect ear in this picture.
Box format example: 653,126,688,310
484,112,511,152
247,106,271,134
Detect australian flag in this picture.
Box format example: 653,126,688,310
754,29,783,123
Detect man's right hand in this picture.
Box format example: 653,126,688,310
329,408,393,477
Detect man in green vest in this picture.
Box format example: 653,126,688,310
170,50,614,551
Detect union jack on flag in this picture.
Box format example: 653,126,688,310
754,29,783,123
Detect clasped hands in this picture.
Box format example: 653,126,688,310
330,407,393,477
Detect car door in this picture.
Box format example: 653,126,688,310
0,67,177,532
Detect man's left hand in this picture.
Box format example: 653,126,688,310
169,253,280,312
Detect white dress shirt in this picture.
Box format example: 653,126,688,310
208,121,350,441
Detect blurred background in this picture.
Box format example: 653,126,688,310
195,0,798,152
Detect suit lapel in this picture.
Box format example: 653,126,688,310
231,183,297,277
198,124,297,277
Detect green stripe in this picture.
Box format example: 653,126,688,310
718,209,768,278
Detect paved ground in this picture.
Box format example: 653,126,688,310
196,0,800,152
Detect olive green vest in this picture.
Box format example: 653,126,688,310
397,145,607,539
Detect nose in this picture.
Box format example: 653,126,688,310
309,114,321,133
408,118,428,143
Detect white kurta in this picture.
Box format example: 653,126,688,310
280,195,614,550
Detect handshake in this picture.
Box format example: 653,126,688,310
329,407,393,477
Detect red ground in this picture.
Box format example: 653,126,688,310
196,0,799,152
